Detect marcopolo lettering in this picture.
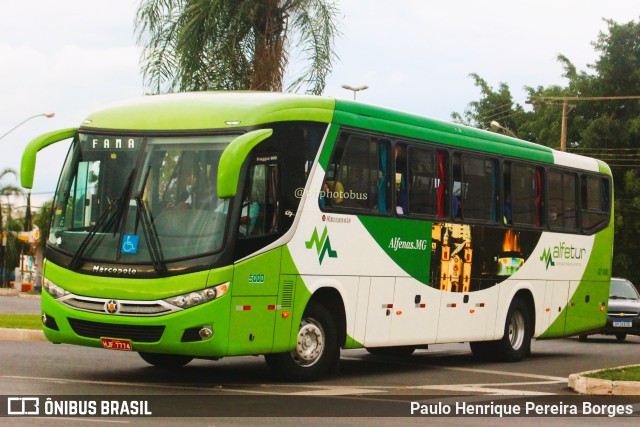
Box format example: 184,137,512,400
92,265,138,275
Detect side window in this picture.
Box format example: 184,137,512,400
322,133,390,214
504,162,543,227
548,169,577,231
238,160,279,238
581,175,610,233
408,147,438,216
453,153,497,222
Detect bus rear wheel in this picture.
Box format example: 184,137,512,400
265,300,339,382
470,298,532,362
138,352,193,368
495,298,532,362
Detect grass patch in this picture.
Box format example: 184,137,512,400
0,314,42,330
584,366,640,382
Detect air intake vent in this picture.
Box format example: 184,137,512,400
68,318,165,342
280,280,294,308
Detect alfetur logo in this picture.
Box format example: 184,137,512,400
305,226,337,264
540,248,556,270
540,242,587,270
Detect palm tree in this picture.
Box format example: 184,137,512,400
135,0,340,95
0,168,24,286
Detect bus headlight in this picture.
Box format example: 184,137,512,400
43,278,69,299
164,282,229,309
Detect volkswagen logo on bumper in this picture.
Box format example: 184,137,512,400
105,300,120,314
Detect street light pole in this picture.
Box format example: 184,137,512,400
341,84,369,100
0,112,55,141
527,95,640,151
490,120,517,137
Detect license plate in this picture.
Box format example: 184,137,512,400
613,320,632,328
101,337,132,351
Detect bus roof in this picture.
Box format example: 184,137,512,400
81,92,336,131
78,91,608,173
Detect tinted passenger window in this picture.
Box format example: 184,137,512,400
504,162,543,227
453,154,497,222
581,175,610,233
548,169,577,231
322,133,390,214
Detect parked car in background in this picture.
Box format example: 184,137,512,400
579,278,640,342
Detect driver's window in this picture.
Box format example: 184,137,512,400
239,160,279,238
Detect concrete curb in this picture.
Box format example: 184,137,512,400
0,327,46,342
0,289,41,299
569,365,640,395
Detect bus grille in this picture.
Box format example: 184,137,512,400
62,296,176,316
68,318,165,342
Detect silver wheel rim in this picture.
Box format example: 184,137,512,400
291,318,325,367
508,311,525,350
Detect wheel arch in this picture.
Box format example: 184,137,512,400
308,287,347,348
512,288,536,338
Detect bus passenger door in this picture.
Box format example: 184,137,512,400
363,277,395,346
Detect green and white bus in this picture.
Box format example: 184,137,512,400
21,92,613,381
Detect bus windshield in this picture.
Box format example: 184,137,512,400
50,133,234,265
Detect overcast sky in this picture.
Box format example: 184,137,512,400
1,0,638,208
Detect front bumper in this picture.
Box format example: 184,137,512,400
40,291,232,357
600,316,640,336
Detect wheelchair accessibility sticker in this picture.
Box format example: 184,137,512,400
121,234,139,254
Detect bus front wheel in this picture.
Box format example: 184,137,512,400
265,300,339,382
138,352,193,368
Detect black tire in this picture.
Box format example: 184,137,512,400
578,335,588,342
616,334,627,342
138,352,193,368
494,298,532,362
265,300,339,382
469,341,494,360
474,298,532,362
366,346,416,357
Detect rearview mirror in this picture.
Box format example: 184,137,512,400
21,127,78,189
217,129,273,198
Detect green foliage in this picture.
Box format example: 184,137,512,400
1,168,25,286
135,0,340,95
34,200,53,253
584,365,640,382
454,18,640,286
0,314,41,330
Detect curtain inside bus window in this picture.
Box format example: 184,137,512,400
437,151,446,218
378,141,388,214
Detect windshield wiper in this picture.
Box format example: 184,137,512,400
131,165,166,274
69,199,120,270
134,194,166,274
609,295,632,300
69,169,136,270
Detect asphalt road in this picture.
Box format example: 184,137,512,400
0,295,41,315
1,294,639,425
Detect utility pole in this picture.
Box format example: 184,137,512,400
527,95,640,151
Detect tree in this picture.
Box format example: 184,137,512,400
453,19,640,286
0,168,24,286
135,0,340,95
